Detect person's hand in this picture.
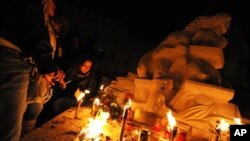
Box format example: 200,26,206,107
53,69,66,89
43,72,54,86
43,69,66,89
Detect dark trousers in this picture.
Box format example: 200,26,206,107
0,46,32,141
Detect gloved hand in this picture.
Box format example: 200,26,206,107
43,69,66,89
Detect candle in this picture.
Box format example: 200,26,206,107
215,119,230,141
92,98,100,116
174,130,186,141
100,84,104,91
171,126,177,141
138,129,149,141
74,89,90,119
120,99,131,141
166,110,177,141
98,84,105,95
75,99,83,119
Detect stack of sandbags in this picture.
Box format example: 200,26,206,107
109,72,136,105
132,79,173,117
109,72,136,93
169,80,240,140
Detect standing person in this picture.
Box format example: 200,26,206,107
0,0,66,141
51,15,69,71
21,0,65,136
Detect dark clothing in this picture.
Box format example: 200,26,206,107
0,46,32,141
53,66,97,114
0,0,57,74
64,66,97,100
0,1,58,140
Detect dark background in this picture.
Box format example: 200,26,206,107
58,0,249,44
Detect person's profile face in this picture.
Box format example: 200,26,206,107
80,60,92,74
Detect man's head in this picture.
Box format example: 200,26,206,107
80,60,93,74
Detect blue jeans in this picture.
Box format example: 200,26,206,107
0,46,32,141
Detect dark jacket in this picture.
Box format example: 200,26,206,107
64,65,97,100
0,0,57,74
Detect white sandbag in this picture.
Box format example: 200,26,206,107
189,45,224,69
169,80,234,112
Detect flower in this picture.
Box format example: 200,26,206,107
99,91,122,119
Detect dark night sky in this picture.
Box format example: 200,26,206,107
59,0,249,43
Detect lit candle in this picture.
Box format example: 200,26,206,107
171,127,177,141
74,90,90,119
100,84,104,91
75,99,83,119
91,98,100,116
120,99,131,141
215,119,230,141
166,110,177,141
98,84,105,95
234,118,242,125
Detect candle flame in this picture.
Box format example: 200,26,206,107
216,119,229,132
77,91,85,102
80,110,110,139
127,99,132,108
166,110,176,130
84,89,90,94
100,84,104,90
234,118,242,125
93,98,100,105
75,89,90,102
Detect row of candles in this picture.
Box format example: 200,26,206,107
74,84,106,119
118,102,244,141
74,84,179,141
75,85,244,141
76,85,110,140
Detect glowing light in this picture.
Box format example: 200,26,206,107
234,118,242,125
80,110,110,140
77,92,85,102
93,98,100,105
100,84,104,91
166,110,176,130
216,119,230,132
84,89,90,94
